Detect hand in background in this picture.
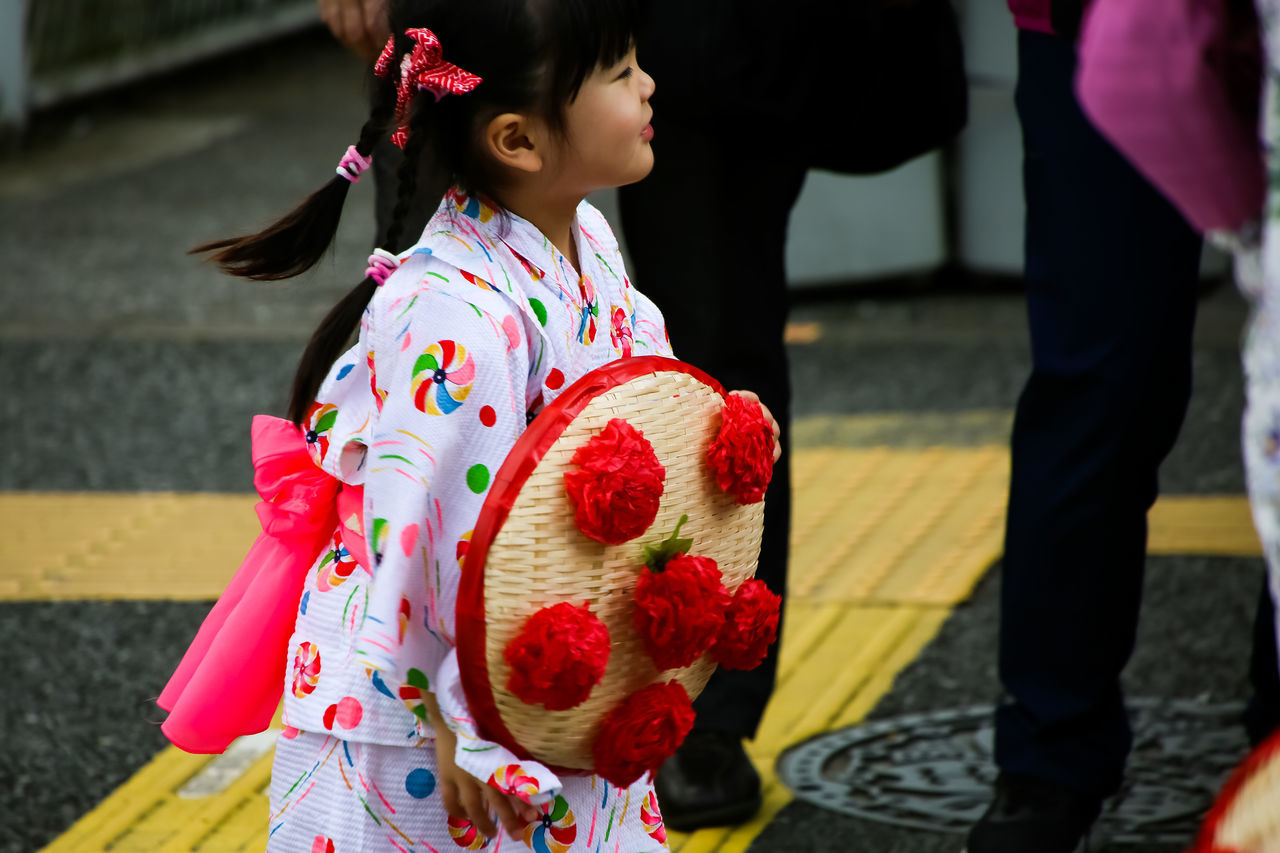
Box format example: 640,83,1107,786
317,0,389,61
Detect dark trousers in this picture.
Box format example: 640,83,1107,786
994,30,1205,797
619,117,806,738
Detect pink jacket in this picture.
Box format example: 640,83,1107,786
1010,0,1055,32
1074,0,1264,232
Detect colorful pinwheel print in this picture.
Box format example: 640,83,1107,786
411,340,475,416
305,402,339,462
451,189,495,223
399,667,431,723
522,794,576,853
610,305,633,357
316,530,359,592
576,276,599,345
447,814,489,849
291,642,321,698
641,789,666,843
488,764,541,799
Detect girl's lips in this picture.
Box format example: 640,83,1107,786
641,123,654,141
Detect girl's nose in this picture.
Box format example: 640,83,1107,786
638,64,655,100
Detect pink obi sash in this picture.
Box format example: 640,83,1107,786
158,415,363,753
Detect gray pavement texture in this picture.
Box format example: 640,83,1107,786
0,27,1265,853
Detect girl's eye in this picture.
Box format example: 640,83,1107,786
616,66,634,81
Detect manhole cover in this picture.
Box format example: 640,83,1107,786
775,700,1248,845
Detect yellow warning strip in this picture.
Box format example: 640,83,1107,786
0,492,259,601
1,458,1260,604
1148,495,1262,556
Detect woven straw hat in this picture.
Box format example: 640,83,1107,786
457,356,770,776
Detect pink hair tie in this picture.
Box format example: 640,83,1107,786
336,145,373,183
365,248,400,286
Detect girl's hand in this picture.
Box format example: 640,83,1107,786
728,390,782,463
426,695,539,840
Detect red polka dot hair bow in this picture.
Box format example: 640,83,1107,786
375,28,483,148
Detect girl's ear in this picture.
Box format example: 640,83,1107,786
484,112,544,174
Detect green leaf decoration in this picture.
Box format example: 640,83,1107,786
406,668,430,689
642,514,693,572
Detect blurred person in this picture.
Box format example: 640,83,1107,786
617,0,966,833
158,1,782,849
1073,0,1280,848
965,2,1213,851
317,0,386,60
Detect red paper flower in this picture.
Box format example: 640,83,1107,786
706,394,775,504
505,603,611,710
634,554,730,670
593,681,695,787
710,579,781,670
564,418,665,545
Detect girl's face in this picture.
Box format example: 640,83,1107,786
547,48,656,194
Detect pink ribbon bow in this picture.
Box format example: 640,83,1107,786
157,415,341,753
375,27,482,148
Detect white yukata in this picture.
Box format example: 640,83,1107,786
268,188,674,852
1224,0,1280,665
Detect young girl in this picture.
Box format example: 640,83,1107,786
161,0,779,850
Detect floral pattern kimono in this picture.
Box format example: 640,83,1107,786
268,189,674,852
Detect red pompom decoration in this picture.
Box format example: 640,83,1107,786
505,603,611,710
706,394,775,504
634,554,730,670
710,579,781,670
592,681,696,787
564,418,666,545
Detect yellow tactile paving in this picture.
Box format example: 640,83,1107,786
1148,495,1261,556
24,411,1268,853
1,492,259,600
789,446,1009,605
43,731,278,853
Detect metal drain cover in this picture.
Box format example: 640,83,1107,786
775,700,1248,846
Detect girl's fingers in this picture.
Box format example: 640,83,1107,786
440,780,461,820
483,786,530,838
460,781,498,839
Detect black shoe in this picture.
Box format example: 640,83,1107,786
653,729,762,832
965,773,1102,853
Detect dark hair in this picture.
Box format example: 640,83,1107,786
194,0,642,424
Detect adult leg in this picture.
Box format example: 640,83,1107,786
970,28,1202,852
618,113,805,828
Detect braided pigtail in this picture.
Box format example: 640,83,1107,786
286,79,438,425
382,110,434,254
192,77,398,280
